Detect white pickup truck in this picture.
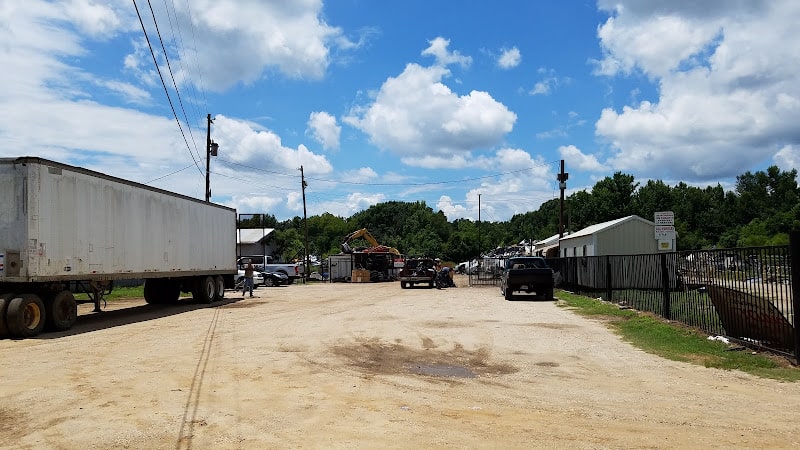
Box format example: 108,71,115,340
238,256,304,284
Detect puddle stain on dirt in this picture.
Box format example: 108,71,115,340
330,338,517,379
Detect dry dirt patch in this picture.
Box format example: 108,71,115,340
1,279,799,449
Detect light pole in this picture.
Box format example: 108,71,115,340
205,113,219,202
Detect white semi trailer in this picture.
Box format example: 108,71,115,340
0,157,238,338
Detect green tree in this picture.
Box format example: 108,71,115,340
631,180,672,221
589,172,638,223
273,228,305,262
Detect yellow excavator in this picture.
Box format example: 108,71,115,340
341,228,401,255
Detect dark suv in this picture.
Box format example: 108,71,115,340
399,257,437,288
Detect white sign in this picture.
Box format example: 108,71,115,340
654,211,674,226
655,225,676,239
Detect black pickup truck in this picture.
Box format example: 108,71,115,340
398,257,437,288
500,256,555,300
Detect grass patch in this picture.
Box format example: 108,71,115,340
74,285,144,301
74,285,189,301
557,290,800,381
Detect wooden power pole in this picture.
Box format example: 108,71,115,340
557,160,568,238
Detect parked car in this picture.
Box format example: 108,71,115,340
261,270,289,287
237,269,264,288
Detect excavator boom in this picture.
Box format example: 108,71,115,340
341,228,400,255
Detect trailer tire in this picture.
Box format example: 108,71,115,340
45,291,77,331
214,276,225,301
0,293,14,338
7,294,46,338
193,276,216,303
504,288,514,301
400,281,407,289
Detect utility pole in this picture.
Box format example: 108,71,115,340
205,114,219,202
477,193,481,257
557,160,568,238
300,166,310,283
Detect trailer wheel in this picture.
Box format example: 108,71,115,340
504,288,514,301
214,276,225,301
7,294,46,338
0,293,14,338
144,279,162,304
545,288,554,301
400,281,407,289
193,276,216,303
45,291,77,331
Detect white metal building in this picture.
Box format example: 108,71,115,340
533,232,569,257
237,228,276,259
559,215,664,257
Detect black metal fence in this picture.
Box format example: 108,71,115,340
546,245,797,362
464,242,799,361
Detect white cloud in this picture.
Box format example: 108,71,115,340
558,145,609,172
344,61,516,168
529,68,568,96
594,0,800,181
157,0,349,91
497,47,521,69
62,0,126,38
436,195,471,221
214,115,333,175
435,148,557,221
341,167,378,183
774,145,800,171
307,111,341,151
421,37,472,68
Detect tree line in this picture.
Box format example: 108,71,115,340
238,166,800,264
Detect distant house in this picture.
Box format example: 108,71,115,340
237,228,276,260
533,232,569,257
559,215,667,257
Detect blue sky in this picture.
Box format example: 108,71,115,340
2,1,798,223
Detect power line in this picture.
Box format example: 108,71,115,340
145,164,194,184
144,0,203,165
305,163,552,186
162,0,205,149
132,0,203,178
217,158,559,188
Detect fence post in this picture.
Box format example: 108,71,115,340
661,253,671,320
790,231,800,365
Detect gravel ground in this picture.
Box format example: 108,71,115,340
1,275,799,449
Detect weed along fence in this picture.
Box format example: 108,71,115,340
547,240,800,363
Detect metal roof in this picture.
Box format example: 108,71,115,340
237,228,275,244
560,215,655,241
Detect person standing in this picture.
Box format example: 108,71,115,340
243,262,255,297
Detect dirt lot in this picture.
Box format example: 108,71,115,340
2,275,799,449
